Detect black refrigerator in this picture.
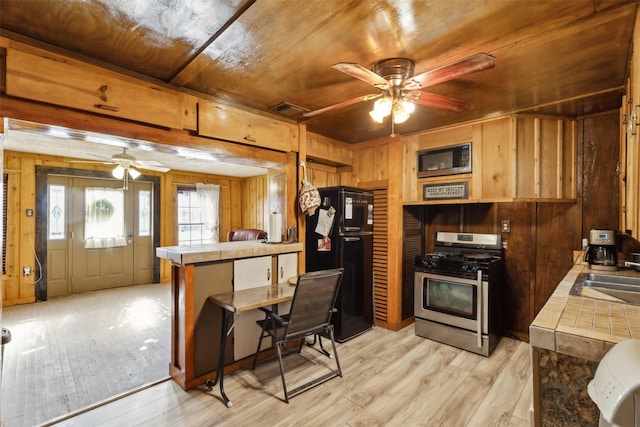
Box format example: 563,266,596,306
305,186,374,342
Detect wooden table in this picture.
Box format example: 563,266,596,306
206,282,296,407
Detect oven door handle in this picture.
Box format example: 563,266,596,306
476,270,483,348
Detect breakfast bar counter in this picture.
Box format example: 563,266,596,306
529,259,640,426
156,240,303,391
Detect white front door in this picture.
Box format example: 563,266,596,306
46,176,153,296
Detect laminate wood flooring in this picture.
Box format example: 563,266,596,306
1,283,171,427
51,324,533,427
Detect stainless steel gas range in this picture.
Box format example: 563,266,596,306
414,232,504,356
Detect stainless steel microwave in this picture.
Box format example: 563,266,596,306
417,142,472,178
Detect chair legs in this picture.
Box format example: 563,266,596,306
254,325,342,403
275,342,290,403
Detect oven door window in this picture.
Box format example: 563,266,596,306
424,278,477,319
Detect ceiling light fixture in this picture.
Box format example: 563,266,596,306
112,164,140,189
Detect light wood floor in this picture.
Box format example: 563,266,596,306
1,283,171,427
51,323,533,426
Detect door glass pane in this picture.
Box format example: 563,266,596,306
48,184,66,240
84,187,126,248
138,190,151,237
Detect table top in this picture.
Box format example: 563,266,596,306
209,282,296,313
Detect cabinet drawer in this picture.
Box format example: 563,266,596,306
199,102,293,152
5,49,184,129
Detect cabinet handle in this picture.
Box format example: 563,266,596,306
267,268,271,281
243,135,257,143
94,104,120,112
280,266,284,279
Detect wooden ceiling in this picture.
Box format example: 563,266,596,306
0,0,637,144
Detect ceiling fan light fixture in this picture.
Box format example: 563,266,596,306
112,165,125,179
128,167,141,179
393,100,411,124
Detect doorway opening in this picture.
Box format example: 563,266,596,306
35,166,161,300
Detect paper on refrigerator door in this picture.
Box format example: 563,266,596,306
315,208,335,236
345,197,353,219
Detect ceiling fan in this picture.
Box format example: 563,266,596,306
303,53,496,136
69,148,170,188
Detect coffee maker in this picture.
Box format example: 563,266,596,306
584,229,618,271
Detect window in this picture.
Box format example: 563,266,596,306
138,190,151,237
177,184,220,245
48,184,66,240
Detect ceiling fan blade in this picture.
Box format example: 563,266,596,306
303,93,381,118
409,53,496,88
67,159,115,165
414,92,473,114
134,159,163,167
332,63,389,88
134,164,170,173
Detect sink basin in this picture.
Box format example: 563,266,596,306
570,273,640,304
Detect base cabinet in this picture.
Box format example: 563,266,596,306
233,256,273,360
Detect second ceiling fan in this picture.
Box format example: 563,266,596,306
303,53,496,135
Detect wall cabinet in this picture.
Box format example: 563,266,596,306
403,115,577,204
5,48,187,130
199,101,297,153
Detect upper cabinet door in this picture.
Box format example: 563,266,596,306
198,101,296,152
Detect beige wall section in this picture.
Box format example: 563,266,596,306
1,150,259,306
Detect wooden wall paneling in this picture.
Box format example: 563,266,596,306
241,175,268,231
534,202,580,315
3,155,22,303
385,136,406,329
19,156,36,302
402,135,419,202
307,162,339,188
496,202,536,341
461,204,498,234
423,205,462,252
581,112,620,234
229,180,243,237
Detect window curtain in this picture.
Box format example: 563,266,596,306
196,183,220,243
84,187,127,248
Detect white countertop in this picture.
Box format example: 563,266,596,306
156,240,303,265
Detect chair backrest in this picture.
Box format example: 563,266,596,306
285,268,343,339
227,229,267,241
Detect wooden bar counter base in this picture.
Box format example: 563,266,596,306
156,241,303,391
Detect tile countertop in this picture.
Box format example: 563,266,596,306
156,240,303,265
530,254,640,362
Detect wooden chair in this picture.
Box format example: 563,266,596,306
252,268,344,403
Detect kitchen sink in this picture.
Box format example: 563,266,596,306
570,272,640,304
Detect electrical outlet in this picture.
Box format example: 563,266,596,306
25,209,34,217
501,220,511,233
23,266,32,276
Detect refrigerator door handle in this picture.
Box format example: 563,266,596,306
344,237,361,242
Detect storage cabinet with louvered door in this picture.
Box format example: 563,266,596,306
402,206,424,320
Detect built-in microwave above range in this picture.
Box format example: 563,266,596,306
417,142,471,178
